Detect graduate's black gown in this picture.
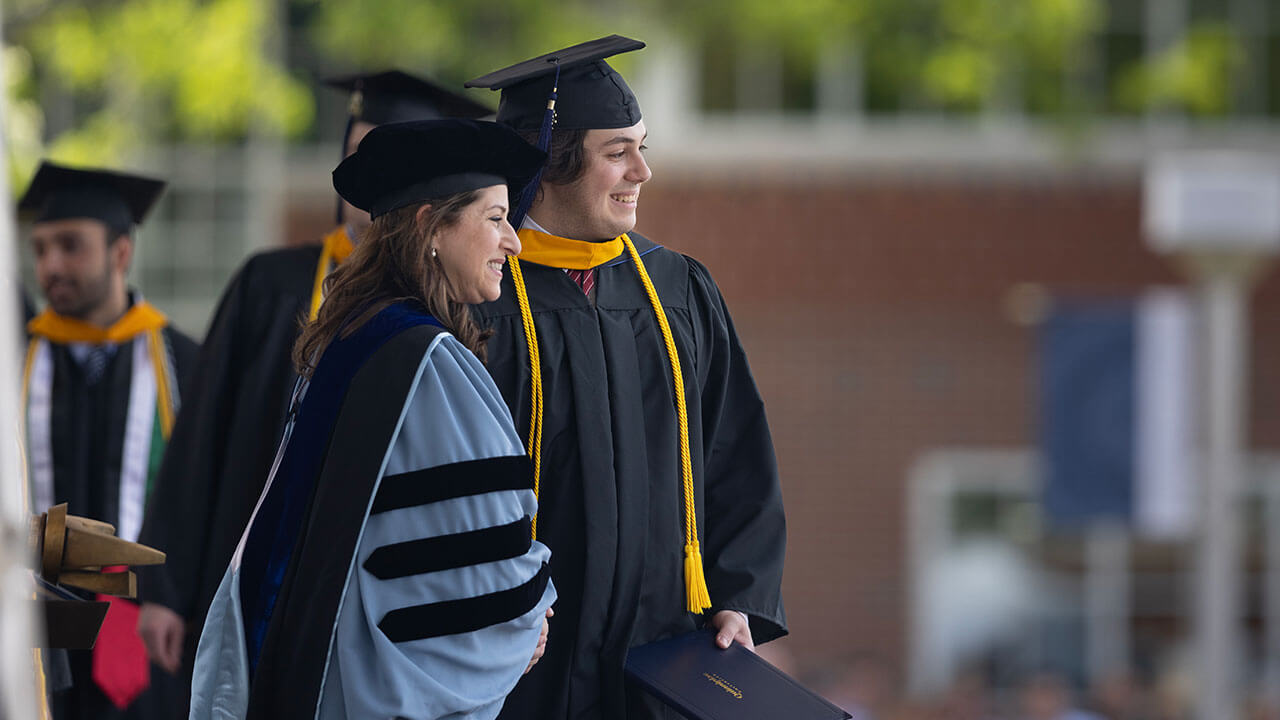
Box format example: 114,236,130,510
478,232,788,720
42,326,198,720
135,244,320,711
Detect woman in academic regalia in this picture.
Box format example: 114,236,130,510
188,119,555,720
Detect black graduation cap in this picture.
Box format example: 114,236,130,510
325,70,493,126
18,161,165,231
465,35,645,131
332,119,546,220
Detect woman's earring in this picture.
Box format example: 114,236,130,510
431,247,438,258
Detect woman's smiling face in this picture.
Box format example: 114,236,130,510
429,184,521,304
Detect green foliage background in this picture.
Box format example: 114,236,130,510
0,0,1252,190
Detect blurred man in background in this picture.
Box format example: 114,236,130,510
20,161,198,720
133,71,491,716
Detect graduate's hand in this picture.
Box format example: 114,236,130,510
525,607,553,674
138,602,185,674
709,610,755,652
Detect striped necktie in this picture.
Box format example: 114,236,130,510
566,268,595,296
83,345,113,384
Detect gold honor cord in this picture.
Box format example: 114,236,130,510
146,329,176,439
309,227,355,322
509,234,712,613
507,255,544,539
21,338,38,515
22,338,38,423
621,235,712,613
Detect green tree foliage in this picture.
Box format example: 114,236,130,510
1114,23,1244,116
296,0,650,86
656,0,1108,113
0,0,1253,191
2,0,313,181
656,0,1243,118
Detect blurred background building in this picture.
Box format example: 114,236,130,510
5,0,1280,717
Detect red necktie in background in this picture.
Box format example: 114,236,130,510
91,570,150,709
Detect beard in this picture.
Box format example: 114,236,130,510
44,264,113,321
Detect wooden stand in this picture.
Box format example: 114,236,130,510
30,503,166,649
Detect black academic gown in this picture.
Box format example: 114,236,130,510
478,232,788,720
135,244,320,710
39,324,198,720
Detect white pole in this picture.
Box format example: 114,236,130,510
1193,258,1254,720
1143,151,1280,720
0,6,42,718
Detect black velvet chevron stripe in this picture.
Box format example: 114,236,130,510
371,455,533,514
363,515,533,579
378,563,550,643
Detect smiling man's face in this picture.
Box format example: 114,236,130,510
532,120,651,241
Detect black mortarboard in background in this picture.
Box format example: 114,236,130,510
324,70,493,127
465,35,645,131
18,161,165,232
333,119,546,220
325,70,494,224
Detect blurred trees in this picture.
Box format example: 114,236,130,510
301,0,1246,119
2,0,312,182
659,0,1243,117
0,0,1254,184
1114,22,1243,115
295,0,625,82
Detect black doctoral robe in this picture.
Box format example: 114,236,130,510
477,232,787,720
135,244,321,702
34,324,198,720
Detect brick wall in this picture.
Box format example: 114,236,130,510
634,169,1280,673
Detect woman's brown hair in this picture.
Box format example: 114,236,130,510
292,190,491,377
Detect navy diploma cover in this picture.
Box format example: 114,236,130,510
624,631,851,720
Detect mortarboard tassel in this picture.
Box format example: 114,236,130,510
335,88,364,226
509,62,560,230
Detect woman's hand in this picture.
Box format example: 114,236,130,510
525,607,554,674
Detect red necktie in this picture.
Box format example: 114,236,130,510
91,578,150,709
566,268,595,296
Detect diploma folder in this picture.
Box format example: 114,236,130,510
624,630,852,720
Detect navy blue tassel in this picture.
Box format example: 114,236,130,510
510,62,560,230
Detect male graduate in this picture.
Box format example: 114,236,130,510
133,71,492,709
466,36,787,719
20,161,199,720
